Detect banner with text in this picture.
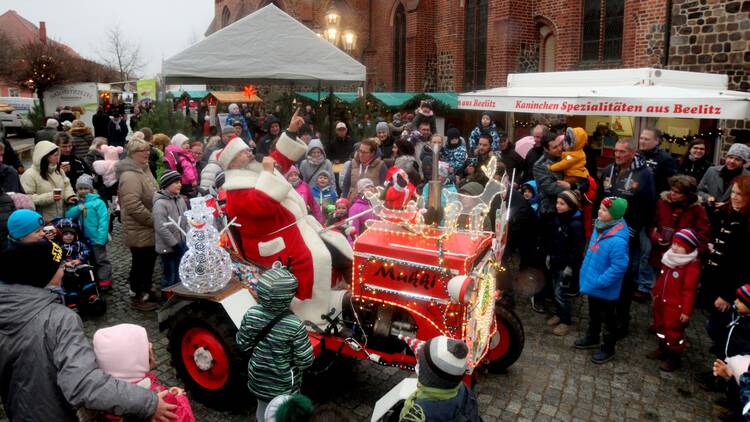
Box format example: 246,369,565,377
457,95,749,119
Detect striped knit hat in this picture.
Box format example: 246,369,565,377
737,284,750,309
417,336,468,389
672,228,699,253
558,190,581,211
159,170,182,189
256,264,299,311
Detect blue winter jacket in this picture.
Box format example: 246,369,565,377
65,193,109,246
468,124,501,152
580,220,630,301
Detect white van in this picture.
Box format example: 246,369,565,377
0,97,37,133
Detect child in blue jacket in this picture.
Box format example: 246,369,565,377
311,170,338,219
65,174,112,288
575,197,630,364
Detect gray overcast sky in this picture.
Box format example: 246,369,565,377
2,0,214,78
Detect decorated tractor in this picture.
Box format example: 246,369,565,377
158,157,524,410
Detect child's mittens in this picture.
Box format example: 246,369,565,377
344,225,356,237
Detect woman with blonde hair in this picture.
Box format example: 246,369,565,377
115,139,160,311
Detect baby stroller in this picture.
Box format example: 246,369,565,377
53,219,107,316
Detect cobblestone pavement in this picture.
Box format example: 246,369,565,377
1,222,724,421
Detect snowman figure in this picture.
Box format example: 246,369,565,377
179,196,232,293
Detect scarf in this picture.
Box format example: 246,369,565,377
594,218,618,232
399,383,460,421
661,248,698,269
290,179,301,188
307,155,325,166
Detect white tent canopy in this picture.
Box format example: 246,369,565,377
458,68,750,120
162,4,366,85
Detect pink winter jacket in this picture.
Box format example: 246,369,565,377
164,145,198,186
293,180,324,223
349,196,375,235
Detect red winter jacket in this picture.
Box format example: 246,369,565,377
652,258,700,352
649,192,710,267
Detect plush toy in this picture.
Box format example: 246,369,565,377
92,145,124,188
384,166,416,210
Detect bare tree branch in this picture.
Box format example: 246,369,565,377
98,23,145,80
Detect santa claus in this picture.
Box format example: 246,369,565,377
221,111,351,327
384,166,416,209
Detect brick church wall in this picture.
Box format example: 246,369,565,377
664,0,750,142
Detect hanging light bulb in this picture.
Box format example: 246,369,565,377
342,29,357,53
324,27,338,44
325,5,341,27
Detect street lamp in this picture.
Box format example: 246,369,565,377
342,29,357,53
325,6,340,27
320,3,356,55
325,27,339,44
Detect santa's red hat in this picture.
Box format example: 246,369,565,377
385,166,409,191
398,334,425,358
218,138,249,169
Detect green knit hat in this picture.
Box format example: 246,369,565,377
601,196,628,220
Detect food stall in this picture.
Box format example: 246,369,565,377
202,91,263,130
458,68,750,166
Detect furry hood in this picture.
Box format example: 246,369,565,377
566,127,588,152
69,126,92,137
659,190,701,207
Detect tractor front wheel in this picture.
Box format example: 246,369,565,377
168,305,248,409
485,304,525,373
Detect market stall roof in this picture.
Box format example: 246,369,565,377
205,91,262,104
180,90,210,99
426,92,458,109
295,91,359,104
162,4,366,85
370,92,414,107
458,68,750,120
295,91,459,108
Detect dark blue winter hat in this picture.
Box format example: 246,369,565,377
7,209,44,240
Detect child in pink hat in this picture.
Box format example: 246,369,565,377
83,324,195,421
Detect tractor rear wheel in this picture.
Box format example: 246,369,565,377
486,304,525,373
168,305,248,410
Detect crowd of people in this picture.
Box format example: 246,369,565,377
2,97,750,421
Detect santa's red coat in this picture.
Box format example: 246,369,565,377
384,184,416,209
652,258,700,352
224,132,351,324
